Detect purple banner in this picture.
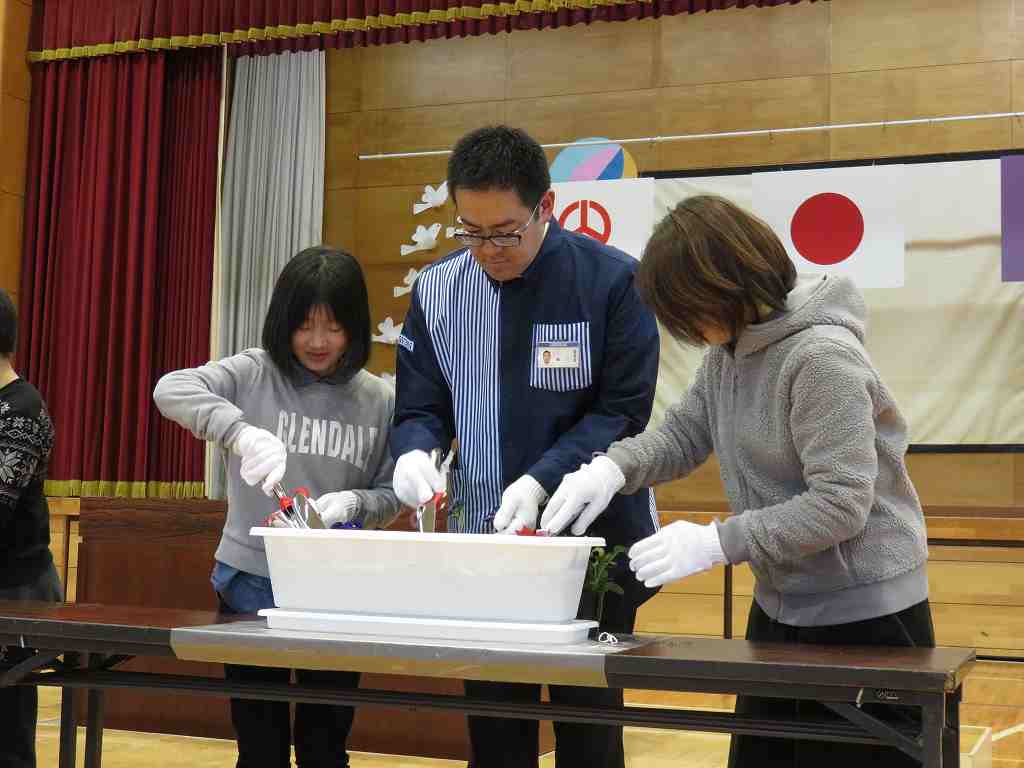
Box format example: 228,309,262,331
1001,155,1024,282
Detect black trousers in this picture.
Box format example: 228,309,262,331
727,598,936,768
464,570,657,768
218,598,360,768
0,563,63,768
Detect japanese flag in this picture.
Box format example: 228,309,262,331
752,166,906,288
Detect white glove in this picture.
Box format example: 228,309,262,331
540,456,626,536
628,521,727,588
492,475,548,534
232,425,287,497
393,449,444,508
315,491,360,527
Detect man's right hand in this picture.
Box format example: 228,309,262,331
394,449,444,508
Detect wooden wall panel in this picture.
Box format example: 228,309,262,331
323,188,357,251
2,0,30,101
656,453,1024,513
732,564,754,597
656,566,724,596
359,35,508,111
506,20,656,100
654,459,727,510
0,92,28,195
362,261,446,376
1016,0,1024,59
732,596,754,638
366,344,397,377
364,262,434,326
929,544,1024,563
730,557,1024,655
657,1,829,87
654,76,830,171
325,112,363,190
1015,453,1024,506
1014,59,1024,148
512,90,658,174
0,190,22,293
932,603,1024,652
927,562,1024,605
907,453,1017,508
325,47,362,114
0,0,30,309
830,0,1012,73
829,62,1013,160
926,515,1024,541
635,593,723,636
354,185,456,266
357,101,505,189
624,688,735,711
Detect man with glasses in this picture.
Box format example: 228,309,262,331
389,125,661,768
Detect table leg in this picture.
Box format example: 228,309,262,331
942,687,962,768
58,685,77,768
921,694,945,768
83,654,105,768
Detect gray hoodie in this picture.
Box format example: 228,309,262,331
154,349,401,578
608,275,928,626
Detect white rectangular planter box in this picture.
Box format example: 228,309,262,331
252,528,606,624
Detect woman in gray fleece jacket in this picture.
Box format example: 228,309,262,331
154,246,400,768
541,196,933,768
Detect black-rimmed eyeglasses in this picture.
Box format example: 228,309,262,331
452,201,541,249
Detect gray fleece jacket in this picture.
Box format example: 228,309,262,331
154,349,401,578
608,275,928,626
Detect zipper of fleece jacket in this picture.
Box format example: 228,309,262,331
731,357,784,622
730,361,752,518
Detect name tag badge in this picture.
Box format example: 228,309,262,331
537,342,581,369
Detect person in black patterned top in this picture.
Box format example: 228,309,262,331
0,288,61,768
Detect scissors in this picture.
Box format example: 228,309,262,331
265,484,356,529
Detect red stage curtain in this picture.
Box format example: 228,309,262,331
29,0,823,61
18,47,221,498
147,49,221,498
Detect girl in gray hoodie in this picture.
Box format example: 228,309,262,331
541,195,933,768
154,246,400,768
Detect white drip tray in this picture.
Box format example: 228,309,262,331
258,608,599,646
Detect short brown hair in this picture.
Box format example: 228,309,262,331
637,195,797,346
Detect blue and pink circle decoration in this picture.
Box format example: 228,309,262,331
549,138,639,183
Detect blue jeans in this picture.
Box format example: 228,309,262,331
212,563,360,768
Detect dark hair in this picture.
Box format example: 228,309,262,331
637,195,797,346
261,246,371,381
447,125,551,209
0,289,16,358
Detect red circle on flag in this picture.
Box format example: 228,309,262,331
789,193,864,266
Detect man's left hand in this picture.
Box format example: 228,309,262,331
541,456,625,536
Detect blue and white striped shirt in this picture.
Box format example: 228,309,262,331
391,219,660,548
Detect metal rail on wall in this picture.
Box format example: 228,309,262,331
356,111,1024,160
